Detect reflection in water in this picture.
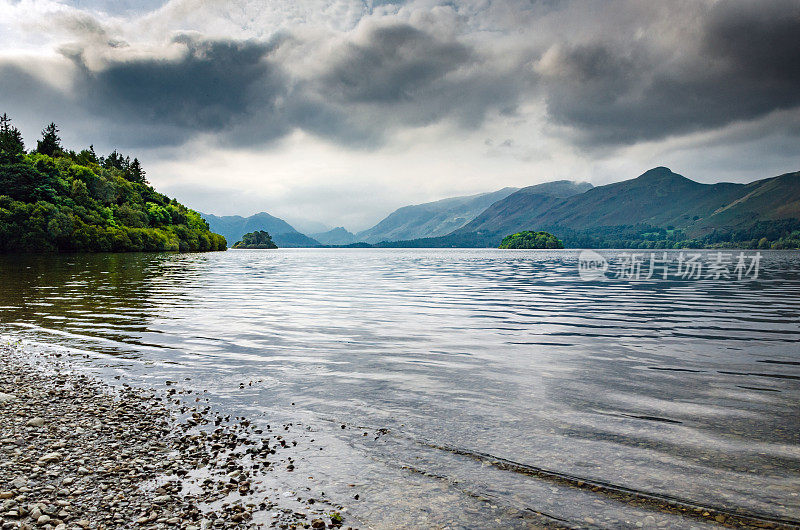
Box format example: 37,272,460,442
1,249,799,526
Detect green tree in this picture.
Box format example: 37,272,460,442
0,117,227,253
36,122,62,157
0,113,25,163
499,231,564,249
127,158,147,184
232,230,278,249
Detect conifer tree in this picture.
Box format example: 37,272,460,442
0,113,26,162
36,122,62,156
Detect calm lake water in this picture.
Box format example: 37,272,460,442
1,249,799,528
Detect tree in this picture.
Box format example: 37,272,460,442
103,149,130,171
499,231,564,249
75,145,99,166
232,230,278,249
0,113,25,163
127,158,148,184
36,122,62,157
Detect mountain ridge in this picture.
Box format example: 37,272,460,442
354,187,521,244
382,168,800,248
201,211,321,248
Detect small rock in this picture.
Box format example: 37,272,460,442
0,492,13,500
37,453,62,465
26,418,45,427
36,514,51,525
0,392,15,404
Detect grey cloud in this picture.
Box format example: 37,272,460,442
319,23,472,103
539,0,800,145
67,36,289,143
303,21,530,140
1,18,526,149
2,0,798,153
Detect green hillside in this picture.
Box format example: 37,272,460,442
455,168,800,248
354,187,521,244
381,168,800,249
0,115,226,253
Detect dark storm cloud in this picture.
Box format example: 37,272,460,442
320,23,472,103
539,0,800,145
62,35,292,144
294,21,529,144
2,0,798,151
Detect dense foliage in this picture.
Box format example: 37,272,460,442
550,221,800,249
499,231,564,249
232,230,278,249
0,115,226,253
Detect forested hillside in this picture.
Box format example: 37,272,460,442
0,115,226,252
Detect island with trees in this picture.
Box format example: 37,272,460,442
499,231,564,249
0,115,226,253
232,230,278,249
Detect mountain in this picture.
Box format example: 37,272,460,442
355,187,520,244
201,212,320,248
692,171,800,233
452,180,594,238
311,227,356,245
382,168,800,248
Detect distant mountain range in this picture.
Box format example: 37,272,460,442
200,212,320,248
200,167,800,249
383,167,800,248
354,187,521,244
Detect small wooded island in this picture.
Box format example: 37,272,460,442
0,115,226,253
499,231,564,249
232,230,278,249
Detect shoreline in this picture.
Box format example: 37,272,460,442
1,340,797,530
0,343,351,530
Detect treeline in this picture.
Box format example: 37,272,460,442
370,222,800,249
552,221,800,249
0,114,226,253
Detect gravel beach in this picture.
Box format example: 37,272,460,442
0,343,351,530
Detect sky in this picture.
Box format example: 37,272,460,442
1,0,799,232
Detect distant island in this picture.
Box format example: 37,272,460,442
0,115,226,253
499,231,564,249
232,230,278,249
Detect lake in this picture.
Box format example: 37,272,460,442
1,249,798,528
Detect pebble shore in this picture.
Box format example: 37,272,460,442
0,343,351,530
